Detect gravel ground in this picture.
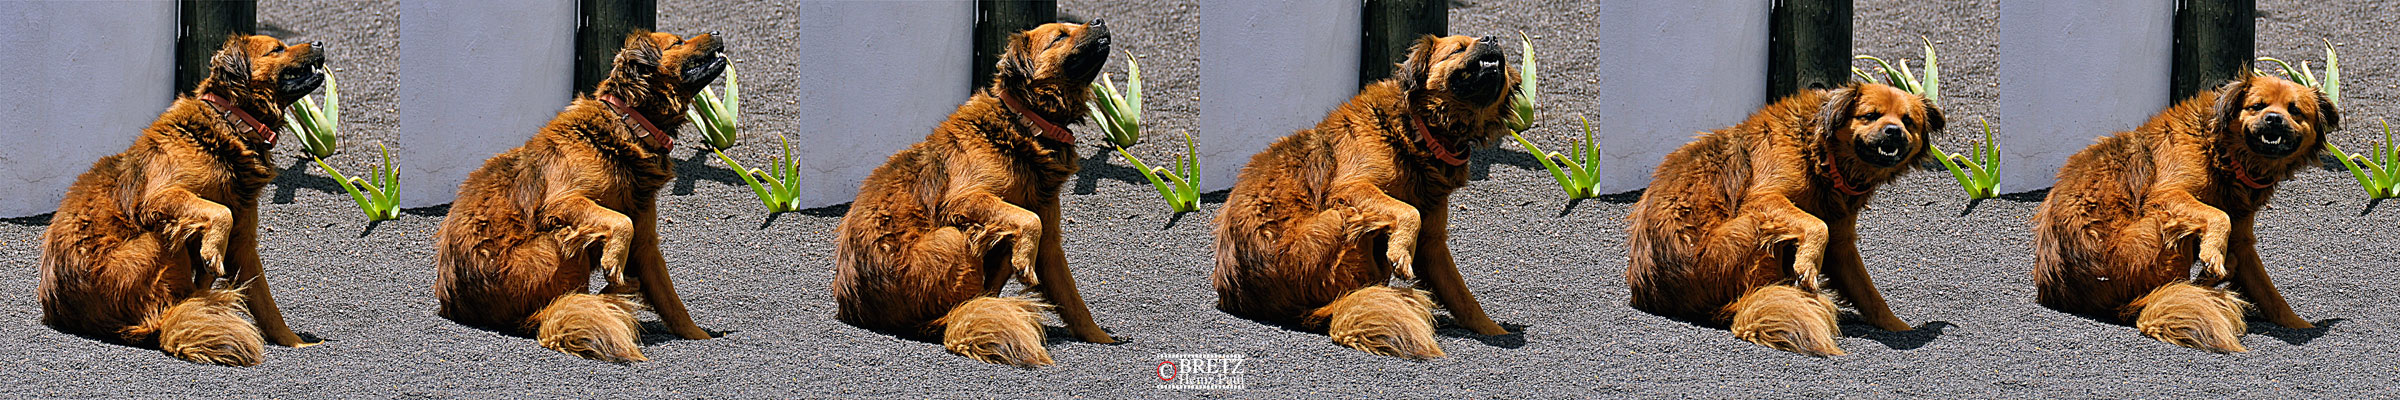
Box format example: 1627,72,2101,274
3,1,2396,398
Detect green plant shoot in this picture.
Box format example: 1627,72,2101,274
2256,39,2340,108
2325,119,2398,200
282,71,400,222
1509,115,1603,199
1930,118,2001,199
1088,55,1200,213
1506,31,1537,133
687,65,804,213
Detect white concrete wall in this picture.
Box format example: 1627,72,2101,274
0,2,176,217
397,1,576,207
1998,2,2172,192
781,1,974,209
1197,0,1361,191
1583,1,1769,194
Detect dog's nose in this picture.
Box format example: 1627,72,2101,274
2262,112,2286,125
1882,124,1906,138
308,41,322,48
1089,19,1105,29
1479,35,1498,45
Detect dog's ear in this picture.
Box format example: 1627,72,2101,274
994,29,1035,87
1395,35,1437,93
613,31,664,76
2314,90,2340,133
1813,84,1860,138
1920,97,1946,135
2209,78,2251,134
208,35,254,85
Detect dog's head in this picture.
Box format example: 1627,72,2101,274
1395,35,1520,148
599,30,728,124
2211,74,2336,172
1815,82,1944,176
201,34,325,121
993,20,1112,126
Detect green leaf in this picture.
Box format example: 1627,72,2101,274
2322,39,2340,108
1920,36,1940,107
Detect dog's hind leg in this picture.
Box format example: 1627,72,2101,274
1725,285,1843,356
936,296,1053,367
139,288,264,366
1309,286,1442,360
2124,282,2250,353
532,293,647,362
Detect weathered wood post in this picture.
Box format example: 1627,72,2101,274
177,0,256,94
1767,0,1851,99
1360,0,1445,88
2171,0,2254,100
973,0,1056,90
575,0,656,94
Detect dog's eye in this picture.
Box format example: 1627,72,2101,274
1857,112,1882,121
2246,103,2267,111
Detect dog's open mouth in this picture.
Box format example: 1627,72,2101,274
1064,19,1112,84
2248,124,2301,158
682,54,728,92
276,67,325,104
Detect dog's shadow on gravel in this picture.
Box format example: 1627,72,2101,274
1434,316,1531,349
2251,318,2344,346
270,157,349,205
636,321,733,345
671,151,749,197
1839,319,1954,351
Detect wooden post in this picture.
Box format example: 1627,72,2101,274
176,0,255,94
973,0,1056,91
1361,0,1445,89
576,0,657,94
1767,0,1850,100
2172,0,2254,100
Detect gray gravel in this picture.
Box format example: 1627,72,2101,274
3,1,2396,398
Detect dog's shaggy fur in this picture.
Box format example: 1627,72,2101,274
433,31,727,362
1625,83,1943,356
36,34,324,366
831,21,1116,368
2032,74,2333,353
1212,35,1520,360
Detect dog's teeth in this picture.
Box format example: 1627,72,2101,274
1879,147,1901,157
2262,136,2284,145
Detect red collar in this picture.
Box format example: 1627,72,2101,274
1409,111,1469,166
2228,157,2277,190
999,89,1075,144
199,92,277,149
599,94,673,151
1818,153,1872,197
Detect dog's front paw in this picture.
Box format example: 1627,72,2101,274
2196,240,2231,285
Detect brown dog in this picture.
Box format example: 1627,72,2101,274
1625,82,1942,356
433,31,726,362
2032,74,2333,353
831,21,1115,367
36,35,325,366
1212,35,1518,360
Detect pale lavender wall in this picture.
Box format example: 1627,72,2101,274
0,2,177,217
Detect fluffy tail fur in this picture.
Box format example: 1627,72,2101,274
1724,285,1843,356
937,297,1054,367
2123,282,2251,353
1309,286,1442,360
121,288,263,366
532,293,647,363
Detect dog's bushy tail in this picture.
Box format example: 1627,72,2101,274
1724,285,1844,357
532,293,647,363
937,296,1054,367
2124,282,2251,353
1309,286,1443,360
121,288,263,366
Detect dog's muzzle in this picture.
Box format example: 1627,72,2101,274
2247,112,2303,158
1064,19,1112,83
1856,124,1912,167
1456,36,1508,106
276,42,327,103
